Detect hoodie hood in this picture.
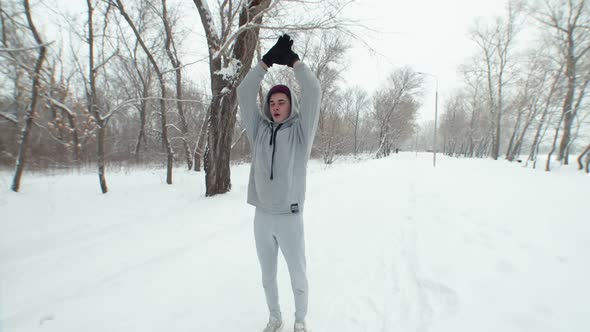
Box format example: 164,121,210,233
262,86,300,124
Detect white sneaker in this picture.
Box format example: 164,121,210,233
294,321,308,332
263,316,283,332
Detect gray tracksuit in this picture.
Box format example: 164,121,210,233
237,62,321,323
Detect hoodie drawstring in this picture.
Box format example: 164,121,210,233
269,123,283,180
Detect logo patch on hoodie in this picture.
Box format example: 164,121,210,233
290,203,299,214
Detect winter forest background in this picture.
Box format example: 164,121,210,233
1,0,590,196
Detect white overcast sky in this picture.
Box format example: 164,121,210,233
44,0,513,122
340,0,510,122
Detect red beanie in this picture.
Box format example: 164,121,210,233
267,84,291,103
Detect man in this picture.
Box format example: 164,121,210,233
237,34,321,332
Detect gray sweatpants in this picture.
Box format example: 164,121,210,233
254,208,308,323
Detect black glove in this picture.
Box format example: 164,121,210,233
285,49,300,67
262,34,294,67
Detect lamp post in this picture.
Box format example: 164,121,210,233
417,72,438,167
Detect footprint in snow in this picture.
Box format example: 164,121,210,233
496,259,515,274
39,314,55,325
417,278,459,316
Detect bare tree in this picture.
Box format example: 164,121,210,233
193,0,272,195
1,0,212,177
317,93,345,164
343,87,368,157
547,66,590,170
43,57,81,163
112,0,174,184
526,62,564,167
1,0,28,165
192,0,355,195
439,92,470,157
503,52,551,162
373,67,422,158
532,0,590,164
84,0,112,193
470,0,522,160
504,87,528,160
458,61,491,158
470,24,498,159
11,0,48,192
545,109,567,171
298,31,349,163
161,0,192,170
111,4,155,163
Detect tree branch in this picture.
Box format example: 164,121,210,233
100,96,207,120
0,111,18,123
214,0,277,59
43,94,76,117
93,48,119,71
0,41,54,52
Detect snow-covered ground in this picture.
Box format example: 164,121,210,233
1,153,589,332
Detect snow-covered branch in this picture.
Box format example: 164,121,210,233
32,120,73,146
193,0,221,51
0,111,18,124
43,95,76,117
161,57,209,75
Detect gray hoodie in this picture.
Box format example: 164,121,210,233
237,62,321,214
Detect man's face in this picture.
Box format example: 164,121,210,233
269,92,291,123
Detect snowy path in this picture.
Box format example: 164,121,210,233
307,156,458,332
1,153,589,332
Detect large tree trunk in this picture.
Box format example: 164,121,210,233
205,46,259,194
195,0,270,196
204,84,235,195
11,0,47,192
